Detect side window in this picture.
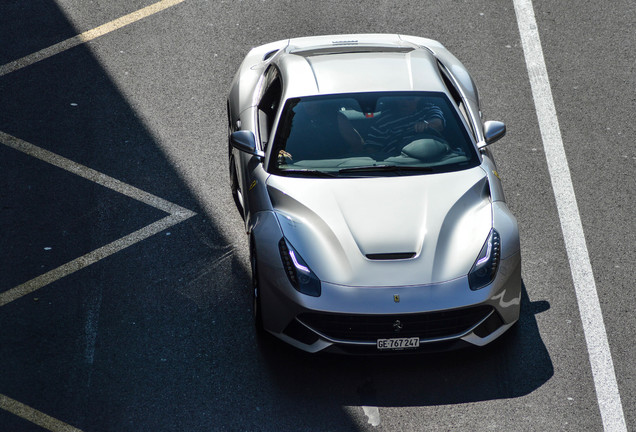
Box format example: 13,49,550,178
439,65,476,139
257,66,282,151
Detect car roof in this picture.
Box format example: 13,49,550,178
275,37,449,98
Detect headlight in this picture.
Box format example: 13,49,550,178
468,229,501,290
278,238,321,297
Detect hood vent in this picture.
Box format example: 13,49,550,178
366,252,416,261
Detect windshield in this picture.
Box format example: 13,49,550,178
270,92,480,176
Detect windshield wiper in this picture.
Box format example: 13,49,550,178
278,169,337,177
338,165,434,174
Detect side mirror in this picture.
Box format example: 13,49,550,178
230,131,264,158
483,121,506,145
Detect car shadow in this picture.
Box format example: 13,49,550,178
0,2,263,431
0,2,551,431
257,280,552,408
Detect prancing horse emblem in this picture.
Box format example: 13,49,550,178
393,320,403,332
394,294,400,303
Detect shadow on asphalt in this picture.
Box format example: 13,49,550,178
257,281,552,410
0,3,551,432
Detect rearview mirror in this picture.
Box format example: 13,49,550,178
230,131,264,158
483,121,506,145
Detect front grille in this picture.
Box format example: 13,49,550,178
298,305,493,342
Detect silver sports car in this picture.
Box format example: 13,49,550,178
227,34,521,354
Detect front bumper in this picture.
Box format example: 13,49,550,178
259,251,521,354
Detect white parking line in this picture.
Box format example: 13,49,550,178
512,1,627,431
0,0,185,77
0,131,196,307
0,393,83,432
0,213,187,307
362,406,381,427
0,131,188,215
0,1,192,430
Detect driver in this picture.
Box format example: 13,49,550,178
365,96,445,153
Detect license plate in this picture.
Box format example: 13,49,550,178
377,337,420,350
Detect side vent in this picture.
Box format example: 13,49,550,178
366,253,416,260
483,178,491,200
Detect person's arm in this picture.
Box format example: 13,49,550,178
427,117,444,133
414,105,445,133
414,117,444,133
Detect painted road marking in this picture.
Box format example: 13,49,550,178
0,131,188,215
0,1,192,430
0,393,83,432
0,131,196,307
513,1,627,430
362,406,381,427
0,0,185,77
0,213,189,307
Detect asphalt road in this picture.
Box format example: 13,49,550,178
0,0,634,431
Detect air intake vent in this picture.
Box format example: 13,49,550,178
298,305,494,341
366,252,416,260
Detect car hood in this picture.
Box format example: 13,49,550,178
267,166,492,287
